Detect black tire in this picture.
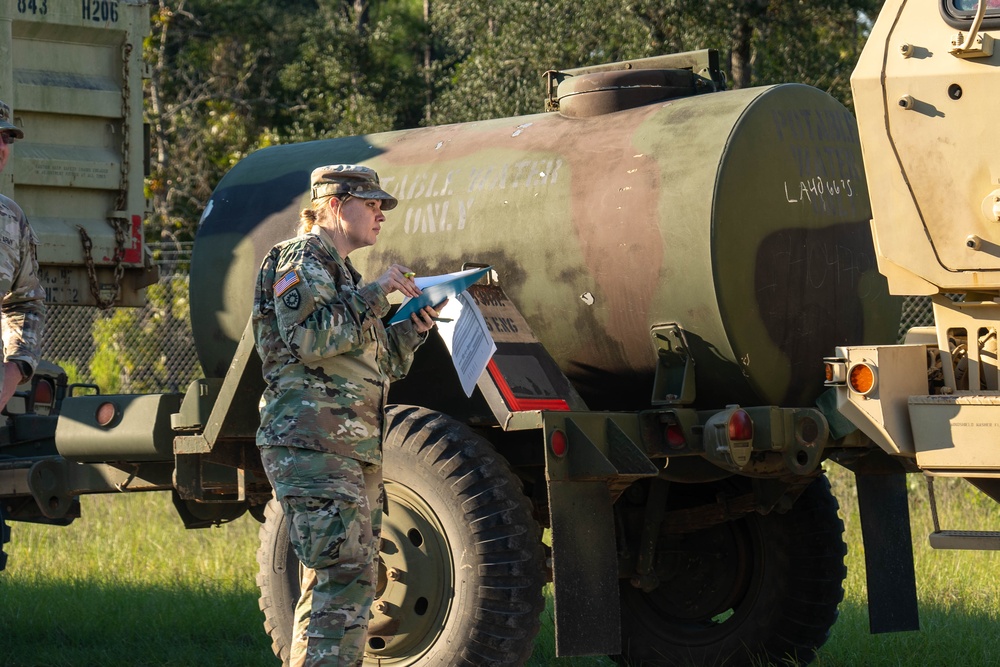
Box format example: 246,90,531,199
255,405,546,666
616,475,846,667
255,498,300,665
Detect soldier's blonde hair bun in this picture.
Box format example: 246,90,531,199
296,194,345,236
296,208,319,236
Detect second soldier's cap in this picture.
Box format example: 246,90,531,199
310,164,397,211
0,100,23,140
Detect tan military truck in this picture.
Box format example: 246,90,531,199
821,0,1000,630
4,1,998,666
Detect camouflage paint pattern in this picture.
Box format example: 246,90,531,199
253,226,425,464
0,194,45,377
198,83,899,411
260,446,383,667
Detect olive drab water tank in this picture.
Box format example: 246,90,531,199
192,82,899,411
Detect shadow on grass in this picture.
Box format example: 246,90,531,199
0,578,276,667
6,579,995,666
816,599,1000,667
529,594,1000,667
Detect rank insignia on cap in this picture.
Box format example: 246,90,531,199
274,270,300,297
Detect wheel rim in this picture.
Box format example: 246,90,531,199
623,518,762,646
365,479,455,665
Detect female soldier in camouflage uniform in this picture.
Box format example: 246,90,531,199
253,165,439,667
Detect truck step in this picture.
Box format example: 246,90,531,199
929,530,1000,550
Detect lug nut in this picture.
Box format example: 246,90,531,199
387,567,402,581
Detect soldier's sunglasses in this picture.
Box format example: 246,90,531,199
0,133,15,145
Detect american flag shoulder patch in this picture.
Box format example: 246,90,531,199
274,270,300,297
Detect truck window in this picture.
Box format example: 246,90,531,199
938,0,1000,30
945,0,1000,18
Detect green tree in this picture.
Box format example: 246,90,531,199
651,0,880,103
145,0,317,244
275,0,426,141
145,0,428,241
425,0,880,124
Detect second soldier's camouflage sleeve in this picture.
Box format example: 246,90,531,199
2,210,46,372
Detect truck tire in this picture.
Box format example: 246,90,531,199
616,474,846,667
256,405,546,666
255,498,299,664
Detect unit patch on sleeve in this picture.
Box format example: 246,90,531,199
274,270,300,297
283,288,301,310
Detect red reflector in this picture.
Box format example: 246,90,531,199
550,429,568,457
665,424,686,448
728,410,753,441
123,215,143,263
33,378,54,405
96,402,117,427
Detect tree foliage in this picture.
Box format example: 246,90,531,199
276,0,426,140
145,0,881,241
146,0,317,243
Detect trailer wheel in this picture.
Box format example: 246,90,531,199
256,405,546,666
616,475,846,667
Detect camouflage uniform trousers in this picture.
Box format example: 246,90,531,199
261,445,384,667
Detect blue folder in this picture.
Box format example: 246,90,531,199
389,266,492,325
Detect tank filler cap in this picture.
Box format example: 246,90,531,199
554,69,700,118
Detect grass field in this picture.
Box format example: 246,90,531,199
2,464,999,666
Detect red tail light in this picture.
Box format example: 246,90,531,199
665,424,686,448
32,378,54,406
550,429,568,457
728,409,753,441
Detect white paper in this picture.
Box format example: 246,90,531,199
435,291,496,397
412,267,485,290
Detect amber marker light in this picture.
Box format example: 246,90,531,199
823,357,847,385
848,362,877,396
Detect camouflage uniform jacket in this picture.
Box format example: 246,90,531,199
253,227,426,465
0,194,46,375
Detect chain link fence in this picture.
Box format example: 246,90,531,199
40,242,202,394
898,296,934,341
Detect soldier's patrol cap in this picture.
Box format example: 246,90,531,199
0,100,24,140
310,164,397,211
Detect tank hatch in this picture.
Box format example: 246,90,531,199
545,49,727,118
